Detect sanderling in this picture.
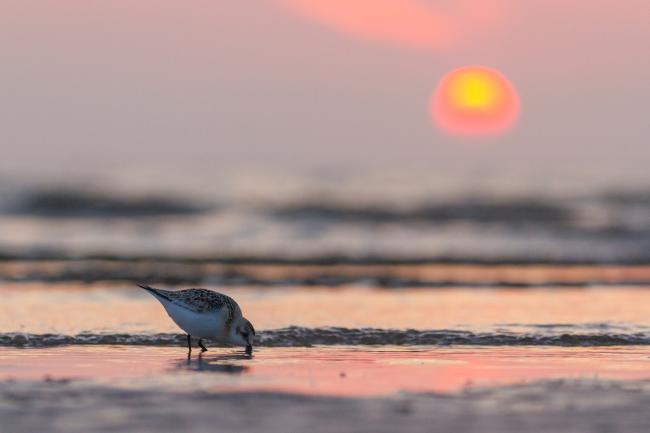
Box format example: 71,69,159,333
139,285,255,355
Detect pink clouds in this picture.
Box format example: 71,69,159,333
277,0,506,51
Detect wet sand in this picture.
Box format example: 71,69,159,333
3,345,650,395
3,346,650,433
11,379,650,433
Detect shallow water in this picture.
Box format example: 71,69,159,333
2,345,650,396
3,264,650,400
3,283,650,338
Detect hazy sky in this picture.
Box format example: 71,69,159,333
2,1,650,184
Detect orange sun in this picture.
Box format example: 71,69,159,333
431,66,519,137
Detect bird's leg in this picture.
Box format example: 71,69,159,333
198,339,208,352
187,334,192,355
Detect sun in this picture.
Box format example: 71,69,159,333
431,66,519,137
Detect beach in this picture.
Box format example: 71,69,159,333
3,168,650,433
4,370,650,433
2,181,650,432
3,188,650,432
3,277,650,432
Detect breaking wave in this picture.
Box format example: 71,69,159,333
5,188,209,218
3,327,650,348
270,199,573,225
4,183,650,264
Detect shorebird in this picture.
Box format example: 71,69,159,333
139,285,255,355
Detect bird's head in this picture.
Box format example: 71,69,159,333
230,317,255,354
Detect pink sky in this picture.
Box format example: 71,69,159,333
1,1,650,182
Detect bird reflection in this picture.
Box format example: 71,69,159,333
174,352,251,374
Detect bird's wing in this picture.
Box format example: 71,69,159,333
139,285,240,317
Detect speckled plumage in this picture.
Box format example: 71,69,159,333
144,287,241,326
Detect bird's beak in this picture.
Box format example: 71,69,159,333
245,344,253,355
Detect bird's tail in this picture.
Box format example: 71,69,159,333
138,284,172,301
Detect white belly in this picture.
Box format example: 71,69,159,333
162,302,227,341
